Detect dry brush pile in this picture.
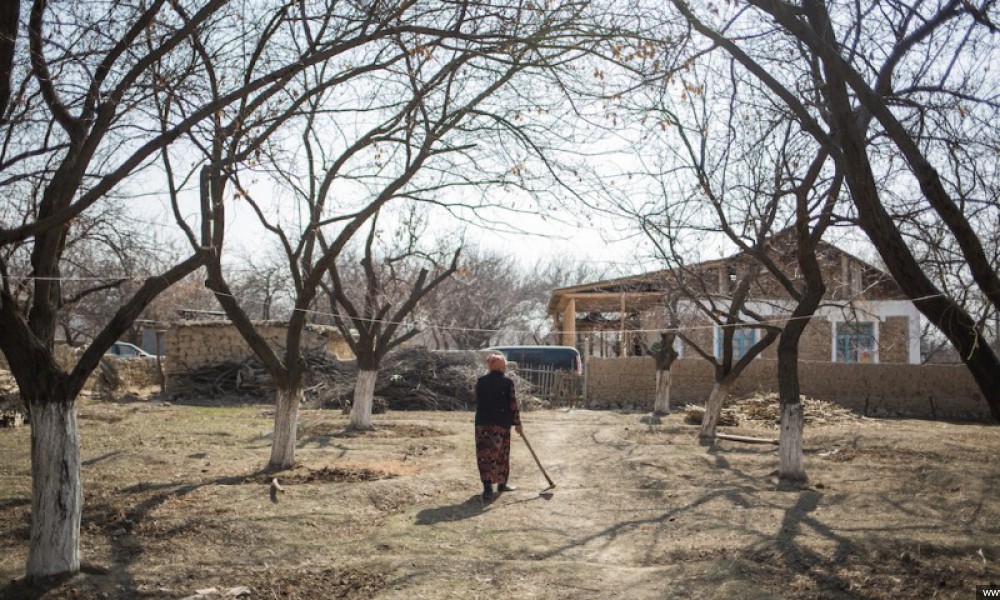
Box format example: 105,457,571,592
684,392,861,429
166,347,523,412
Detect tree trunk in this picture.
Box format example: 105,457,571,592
778,399,806,482
653,369,672,415
775,289,823,483
268,386,302,471
348,369,378,431
699,381,730,443
27,398,81,577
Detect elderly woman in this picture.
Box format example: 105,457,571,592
474,353,523,502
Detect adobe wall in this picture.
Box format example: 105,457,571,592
0,346,162,396
585,356,989,420
879,316,909,364
164,320,352,383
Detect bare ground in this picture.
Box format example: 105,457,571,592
1,396,998,599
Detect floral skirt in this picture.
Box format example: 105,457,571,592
475,425,511,484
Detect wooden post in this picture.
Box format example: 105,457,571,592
619,294,627,357
563,298,577,347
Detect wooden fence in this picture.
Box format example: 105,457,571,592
511,364,584,407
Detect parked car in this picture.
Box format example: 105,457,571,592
486,345,583,374
105,341,155,359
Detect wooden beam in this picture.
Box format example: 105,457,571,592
716,433,779,445
563,298,577,347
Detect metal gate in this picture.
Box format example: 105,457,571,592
511,364,584,407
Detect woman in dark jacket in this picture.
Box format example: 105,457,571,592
474,353,522,502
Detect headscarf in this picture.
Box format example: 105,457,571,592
486,353,507,373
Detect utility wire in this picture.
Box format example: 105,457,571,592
10,274,952,339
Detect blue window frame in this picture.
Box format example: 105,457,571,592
716,326,757,360
836,322,876,363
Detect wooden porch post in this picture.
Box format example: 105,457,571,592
619,294,627,357
563,298,577,347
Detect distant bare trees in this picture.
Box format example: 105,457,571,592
416,247,548,349
417,248,612,349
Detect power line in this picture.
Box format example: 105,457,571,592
1,272,969,340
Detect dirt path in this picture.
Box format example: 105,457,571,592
1,402,999,599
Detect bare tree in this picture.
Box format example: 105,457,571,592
640,306,680,416
663,259,781,444
665,0,1000,420
322,213,459,430
652,75,841,477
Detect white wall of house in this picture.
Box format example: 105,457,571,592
819,300,921,365
641,297,922,365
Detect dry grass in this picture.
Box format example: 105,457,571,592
1,395,999,599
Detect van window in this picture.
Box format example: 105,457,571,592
488,346,581,373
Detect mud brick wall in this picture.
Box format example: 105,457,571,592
584,357,658,410
585,357,989,420
878,317,909,364
110,359,163,389
0,347,162,395
164,320,352,381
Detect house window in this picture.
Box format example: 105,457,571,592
716,326,757,360
836,322,876,363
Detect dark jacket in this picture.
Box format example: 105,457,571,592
474,370,521,427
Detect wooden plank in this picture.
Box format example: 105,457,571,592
716,433,779,445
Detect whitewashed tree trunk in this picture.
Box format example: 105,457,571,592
268,386,303,470
698,381,730,443
653,369,672,415
779,400,807,482
27,400,82,577
348,370,378,431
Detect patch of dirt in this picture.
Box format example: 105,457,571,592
2,399,998,600
266,464,409,485
235,566,388,599
301,421,447,439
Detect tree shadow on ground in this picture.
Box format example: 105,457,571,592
530,430,863,595
0,469,269,600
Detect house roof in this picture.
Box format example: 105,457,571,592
547,237,904,315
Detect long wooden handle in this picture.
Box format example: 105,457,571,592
519,431,555,488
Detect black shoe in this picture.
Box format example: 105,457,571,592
497,483,517,493
481,490,494,503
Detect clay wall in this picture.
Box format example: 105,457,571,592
585,357,988,420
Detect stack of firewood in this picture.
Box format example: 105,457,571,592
168,351,356,403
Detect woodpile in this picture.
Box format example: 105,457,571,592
371,347,482,411
167,347,504,413
0,410,25,428
738,393,860,428
168,351,354,404
0,371,26,427
683,392,860,429
683,406,739,427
